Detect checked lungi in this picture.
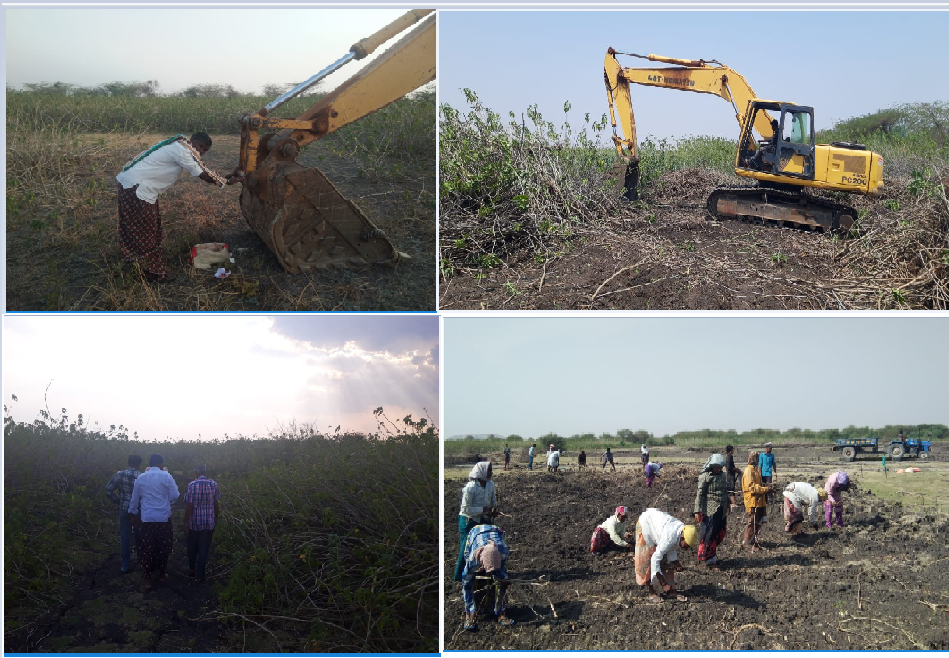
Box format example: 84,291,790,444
117,183,165,276
139,520,174,577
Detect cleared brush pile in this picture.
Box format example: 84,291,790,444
439,90,623,277
439,94,949,310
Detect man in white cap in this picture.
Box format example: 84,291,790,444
547,444,561,473
460,524,512,631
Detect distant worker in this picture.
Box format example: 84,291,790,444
634,507,697,603
128,454,180,592
725,445,741,509
454,462,498,581
460,524,513,631
547,445,561,473
183,464,221,583
694,454,729,570
503,444,511,471
782,482,826,535
824,471,851,528
742,451,770,551
641,444,650,467
590,506,633,554
578,449,587,472
644,461,663,488
528,443,536,471
758,443,777,503
115,132,242,281
602,447,616,472
104,455,143,574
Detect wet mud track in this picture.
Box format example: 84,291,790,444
444,467,949,650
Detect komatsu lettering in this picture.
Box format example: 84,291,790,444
647,74,695,87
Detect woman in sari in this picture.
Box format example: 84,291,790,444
694,453,729,570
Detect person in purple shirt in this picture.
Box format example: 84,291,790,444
183,464,221,583
824,471,851,528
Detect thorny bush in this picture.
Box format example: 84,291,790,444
439,90,624,276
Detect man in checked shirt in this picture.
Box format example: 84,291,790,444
105,455,143,574
183,464,221,583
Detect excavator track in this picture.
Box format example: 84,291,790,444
706,185,857,234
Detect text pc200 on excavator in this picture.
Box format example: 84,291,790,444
604,49,884,232
236,10,435,273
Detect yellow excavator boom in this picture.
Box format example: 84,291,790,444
604,48,775,160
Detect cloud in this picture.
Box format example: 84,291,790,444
2,315,439,440
268,315,437,356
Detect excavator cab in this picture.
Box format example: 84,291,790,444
737,101,815,180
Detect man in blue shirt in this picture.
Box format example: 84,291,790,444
528,443,535,470
128,454,180,592
758,444,777,504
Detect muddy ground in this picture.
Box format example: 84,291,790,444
444,458,949,650
6,527,227,653
6,134,435,311
439,168,949,310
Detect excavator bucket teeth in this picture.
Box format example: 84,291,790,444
241,163,402,274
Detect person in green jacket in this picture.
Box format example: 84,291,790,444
694,453,730,571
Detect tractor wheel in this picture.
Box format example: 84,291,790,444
842,447,856,462
919,451,930,460
890,445,904,460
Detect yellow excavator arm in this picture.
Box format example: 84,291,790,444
604,48,775,161
237,10,435,273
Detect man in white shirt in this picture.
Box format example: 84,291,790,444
128,454,180,591
115,132,241,280
633,508,697,602
546,445,560,473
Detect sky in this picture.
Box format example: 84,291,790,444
444,317,949,439
439,10,949,141
4,8,420,95
2,315,438,441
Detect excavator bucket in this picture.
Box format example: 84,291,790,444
240,159,404,273
236,10,434,274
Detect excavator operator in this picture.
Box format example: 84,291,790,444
747,119,780,172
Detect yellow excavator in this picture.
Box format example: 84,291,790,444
237,9,435,273
604,49,884,232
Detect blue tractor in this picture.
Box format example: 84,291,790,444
888,438,932,461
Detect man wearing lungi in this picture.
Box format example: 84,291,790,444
115,133,241,280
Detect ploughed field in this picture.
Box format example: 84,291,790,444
443,465,949,650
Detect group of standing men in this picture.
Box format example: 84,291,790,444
105,454,221,591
